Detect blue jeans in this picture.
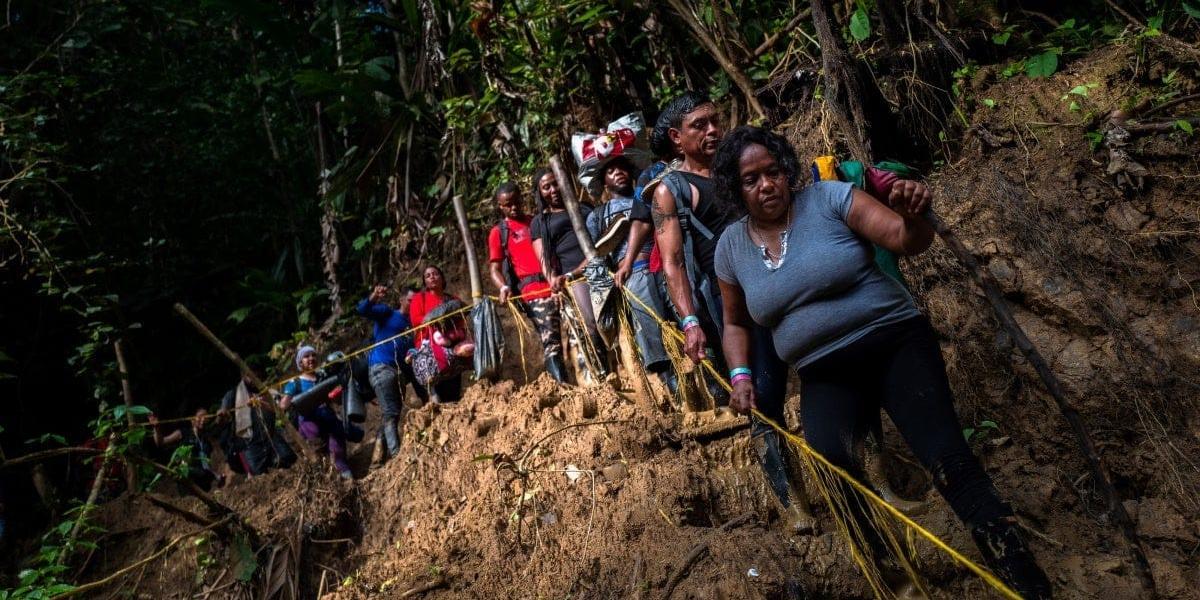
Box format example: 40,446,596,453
624,265,670,370
369,363,405,457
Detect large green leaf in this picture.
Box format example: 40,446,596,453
1025,51,1058,78
849,8,871,42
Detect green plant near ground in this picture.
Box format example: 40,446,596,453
963,420,999,443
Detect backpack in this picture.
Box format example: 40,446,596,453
815,157,919,290
660,171,723,333
499,219,541,313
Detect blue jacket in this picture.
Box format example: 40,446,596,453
355,298,414,367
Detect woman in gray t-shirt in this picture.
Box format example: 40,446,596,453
710,126,1051,599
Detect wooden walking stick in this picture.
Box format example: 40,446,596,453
451,194,483,303
549,156,600,260
172,303,316,461
113,340,139,491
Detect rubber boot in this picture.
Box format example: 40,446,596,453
969,517,1053,600
545,355,568,383
656,369,679,396
755,431,816,534
382,418,402,459
589,331,611,378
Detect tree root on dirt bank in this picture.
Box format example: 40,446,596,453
661,512,757,600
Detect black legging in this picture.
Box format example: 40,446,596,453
797,315,1010,528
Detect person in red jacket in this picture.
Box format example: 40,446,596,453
487,181,568,382
407,265,473,403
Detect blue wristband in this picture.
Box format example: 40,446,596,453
729,366,752,379
680,315,700,330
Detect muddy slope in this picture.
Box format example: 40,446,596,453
81,45,1200,600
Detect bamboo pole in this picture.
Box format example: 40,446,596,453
172,303,315,462
113,340,139,491
548,156,598,259
451,194,483,302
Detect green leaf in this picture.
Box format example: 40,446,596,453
983,98,996,108
980,420,999,429
963,428,975,441
1185,3,1200,19
228,307,252,324
849,8,871,42
991,31,1011,46
1025,51,1058,78
128,405,152,416
1147,14,1164,34
1175,120,1194,135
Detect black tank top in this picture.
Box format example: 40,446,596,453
679,171,728,278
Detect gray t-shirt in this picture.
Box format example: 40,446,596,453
714,181,920,368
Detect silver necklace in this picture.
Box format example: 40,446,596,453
748,204,792,271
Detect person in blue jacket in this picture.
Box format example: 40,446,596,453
356,284,416,463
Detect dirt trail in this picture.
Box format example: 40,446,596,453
78,45,1200,599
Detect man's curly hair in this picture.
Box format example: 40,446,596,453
712,126,802,217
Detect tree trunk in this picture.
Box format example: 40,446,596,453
663,0,767,121
810,0,873,162
875,0,907,49
315,103,344,329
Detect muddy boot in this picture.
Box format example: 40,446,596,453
369,431,387,469
545,355,568,383
755,431,816,534
656,369,679,396
589,332,611,378
863,441,926,514
970,517,1053,600
382,418,402,459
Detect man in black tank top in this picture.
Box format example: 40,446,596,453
676,171,726,280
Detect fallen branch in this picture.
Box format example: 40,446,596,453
1,446,103,470
143,493,218,528
661,512,755,599
52,516,233,599
750,8,811,60
1104,0,1200,66
1139,93,1200,119
398,577,446,598
1122,116,1200,133
59,433,117,565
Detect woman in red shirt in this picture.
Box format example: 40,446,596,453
407,265,473,402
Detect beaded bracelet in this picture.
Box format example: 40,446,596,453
731,373,752,386
680,315,700,331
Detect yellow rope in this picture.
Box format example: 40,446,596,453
129,270,1018,599
616,284,1021,600
504,299,533,384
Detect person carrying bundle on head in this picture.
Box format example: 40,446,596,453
573,113,677,395
487,181,568,383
